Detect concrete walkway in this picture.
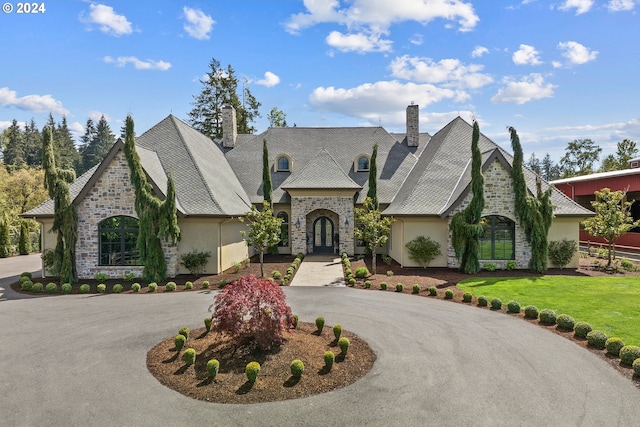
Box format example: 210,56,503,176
289,254,345,287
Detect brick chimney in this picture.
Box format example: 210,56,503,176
222,105,237,148
406,104,419,147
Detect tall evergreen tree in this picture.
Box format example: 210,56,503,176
0,214,11,258
541,153,561,181
80,115,114,174
23,118,41,167
45,114,80,173
2,119,25,170
367,143,379,210
526,152,541,176
262,139,272,207
78,118,96,169
18,219,31,255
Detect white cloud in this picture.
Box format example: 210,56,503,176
81,3,133,36
471,45,489,58
88,111,111,122
182,6,215,40
326,30,392,53
69,121,85,141
390,55,493,91
0,87,69,115
512,44,542,65
607,0,636,11
409,33,424,46
0,121,16,132
491,73,556,104
557,41,598,65
103,56,172,71
559,0,594,14
255,71,281,87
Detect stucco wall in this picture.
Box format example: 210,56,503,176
40,218,55,277
548,217,582,268
220,219,250,272
177,218,221,275
392,217,449,267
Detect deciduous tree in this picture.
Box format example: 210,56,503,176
354,197,394,275
560,138,602,177
240,201,282,277
267,107,287,128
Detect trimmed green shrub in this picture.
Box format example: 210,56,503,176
574,322,592,339
315,317,325,333
386,270,394,277
364,280,371,289
548,239,577,268
21,272,32,280
348,277,356,286
21,280,33,291
179,249,212,275
354,267,369,278
218,279,228,288
97,284,106,293
324,351,335,369
79,284,90,294
412,284,421,294
556,314,575,331
633,358,640,377
32,282,44,293
286,267,295,276
484,262,497,272
462,292,472,303
45,283,57,294
292,314,299,329
396,283,404,292
148,282,157,292
539,309,557,325
382,254,392,265
524,305,539,319
204,317,212,332
428,286,438,296
185,281,193,290
61,283,72,294
620,258,637,272
338,336,350,354
405,235,441,268
380,282,387,290
179,327,190,339
131,283,141,293
290,359,305,377
343,267,352,277
202,280,210,289
174,335,186,351
507,300,521,314
490,298,502,310
182,348,196,366
207,359,220,379
113,284,123,294
586,330,608,349
444,289,454,299
123,272,136,281
165,282,176,292
272,270,282,280
94,272,107,281
246,361,261,382
505,260,517,270
333,324,342,340
619,345,640,366
605,337,625,356
477,296,488,307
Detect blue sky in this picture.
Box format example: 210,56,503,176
1,0,639,163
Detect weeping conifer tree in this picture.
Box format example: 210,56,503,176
449,121,485,274
509,126,553,273
42,126,78,284
367,143,379,210
262,139,272,207
123,115,180,282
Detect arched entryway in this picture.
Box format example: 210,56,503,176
313,216,334,254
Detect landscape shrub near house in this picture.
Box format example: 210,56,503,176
45,283,57,294
324,351,335,370
507,300,520,314
605,337,625,356
548,239,577,268
490,298,502,310
79,284,90,294
586,330,608,349
207,359,220,380
112,284,123,293
182,348,196,366
179,250,212,275
462,292,472,302
574,322,592,339
290,360,304,377
539,309,557,325
556,314,575,331
405,235,441,268
245,362,261,382
338,337,350,354
61,283,72,294
524,305,539,319
315,317,325,333
445,289,454,299
354,267,369,278
97,284,106,293
32,282,43,293
174,335,186,352
131,283,141,293
413,284,421,294
477,296,488,307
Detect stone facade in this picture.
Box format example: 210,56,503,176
75,150,178,279
446,158,531,269
406,104,419,147
290,195,354,255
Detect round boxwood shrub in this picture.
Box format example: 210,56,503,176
633,358,640,377
605,337,625,356
292,314,299,329
32,282,44,293
21,280,33,292
178,327,190,339
324,350,335,369
131,283,141,293
619,345,640,366
271,270,282,280
380,282,387,291
556,314,575,331
396,283,404,293
45,283,57,294
202,280,210,289
355,267,369,278
338,337,350,354
246,361,261,382
204,317,212,332
347,277,356,286
165,282,176,292
428,286,438,296
315,317,325,333
174,334,186,351
507,300,521,314
524,305,539,319
207,359,220,379
364,280,372,289
148,282,157,292
290,359,305,377
182,348,196,366
444,289,453,299
185,281,193,290
112,284,123,293
586,330,608,349
477,295,488,307
462,292,472,303
333,324,342,340
574,322,592,339
412,284,421,294
97,284,106,293
21,272,32,280
539,309,557,325
79,284,90,294
61,283,72,294
490,298,502,310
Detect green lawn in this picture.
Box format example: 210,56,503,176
457,276,640,345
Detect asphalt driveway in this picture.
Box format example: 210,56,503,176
1,256,639,426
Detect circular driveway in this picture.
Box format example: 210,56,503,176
1,264,639,426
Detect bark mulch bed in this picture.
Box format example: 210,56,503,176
146,322,376,404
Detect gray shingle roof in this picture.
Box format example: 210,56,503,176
281,148,361,190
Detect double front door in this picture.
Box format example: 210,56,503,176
313,216,334,254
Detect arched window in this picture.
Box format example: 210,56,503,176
277,156,290,172
99,216,140,266
479,215,515,260
277,212,289,247
357,156,369,171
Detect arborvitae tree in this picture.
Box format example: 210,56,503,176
262,139,272,207
509,126,554,273
123,115,180,282
0,215,11,258
367,143,379,210
42,125,78,284
449,121,484,274
2,119,25,170
80,115,114,174
18,219,31,255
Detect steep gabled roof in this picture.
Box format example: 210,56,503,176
281,148,361,190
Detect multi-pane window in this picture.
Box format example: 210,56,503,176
99,216,140,266
277,156,290,171
277,212,289,247
479,215,515,260
357,156,369,171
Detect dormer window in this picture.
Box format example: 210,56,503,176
355,155,370,172
275,155,291,172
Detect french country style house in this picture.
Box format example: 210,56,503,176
27,105,591,279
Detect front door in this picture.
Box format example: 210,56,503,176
313,217,334,254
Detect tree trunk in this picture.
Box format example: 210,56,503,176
371,247,377,275
260,250,264,277
607,241,613,267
